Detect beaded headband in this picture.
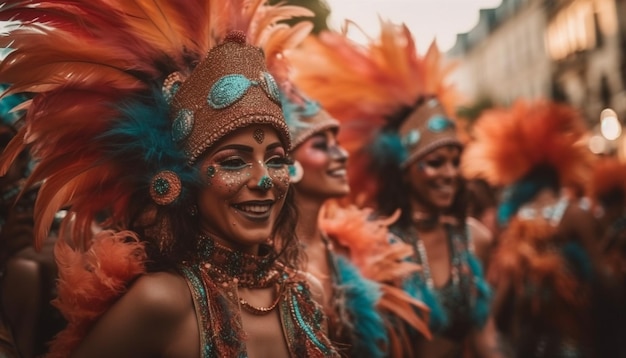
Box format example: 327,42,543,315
166,31,291,165
398,97,462,168
280,86,338,150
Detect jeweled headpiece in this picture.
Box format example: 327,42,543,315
169,31,291,164
280,85,338,149
397,97,461,167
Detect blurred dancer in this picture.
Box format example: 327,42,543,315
464,99,621,357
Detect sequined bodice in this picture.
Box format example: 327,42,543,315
395,223,487,341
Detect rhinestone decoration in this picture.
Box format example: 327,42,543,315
253,128,265,144
258,176,274,191
207,165,217,178
172,109,194,142
149,170,182,205
261,71,281,103
162,72,185,104
207,74,254,109
427,115,455,133
402,129,421,148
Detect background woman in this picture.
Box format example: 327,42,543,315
289,20,497,357
463,99,622,357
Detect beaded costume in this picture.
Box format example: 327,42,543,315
0,1,338,357
179,237,335,358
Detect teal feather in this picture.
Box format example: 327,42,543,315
98,88,199,203
561,242,593,281
465,252,492,328
368,131,407,170
335,255,387,358
402,273,448,333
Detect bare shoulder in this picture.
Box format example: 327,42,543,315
72,271,194,357
123,271,192,320
466,217,494,261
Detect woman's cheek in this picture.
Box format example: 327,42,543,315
270,166,290,199
210,169,250,195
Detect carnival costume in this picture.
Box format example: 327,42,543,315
462,100,605,357
273,65,430,355
0,1,338,357
288,19,491,350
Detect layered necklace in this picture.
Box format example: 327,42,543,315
195,234,284,314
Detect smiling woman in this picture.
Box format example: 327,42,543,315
0,1,340,357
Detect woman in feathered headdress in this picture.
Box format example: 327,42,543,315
288,19,496,357
267,50,430,356
462,99,621,357
0,1,341,357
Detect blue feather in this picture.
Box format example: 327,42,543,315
98,88,199,203
497,179,543,226
335,255,388,358
465,252,492,328
368,131,408,170
402,272,448,333
561,242,593,281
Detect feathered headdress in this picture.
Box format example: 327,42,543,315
462,99,594,225
262,30,339,151
463,99,592,188
0,0,313,251
288,19,460,206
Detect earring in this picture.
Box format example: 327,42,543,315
288,160,303,183
188,204,198,217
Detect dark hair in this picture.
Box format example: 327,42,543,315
466,178,498,219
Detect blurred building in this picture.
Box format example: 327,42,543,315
448,0,551,107
448,0,626,127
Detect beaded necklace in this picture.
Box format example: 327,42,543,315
195,234,281,289
180,235,339,357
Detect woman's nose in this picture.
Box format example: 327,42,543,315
329,145,348,162
247,160,274,191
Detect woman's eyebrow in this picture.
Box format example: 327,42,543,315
215,144,252,153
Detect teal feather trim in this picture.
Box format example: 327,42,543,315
335,255,388,358
99,88,200,204
465,252,492,328
402,273,448,333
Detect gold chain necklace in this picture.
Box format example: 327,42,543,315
238,283,283,315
